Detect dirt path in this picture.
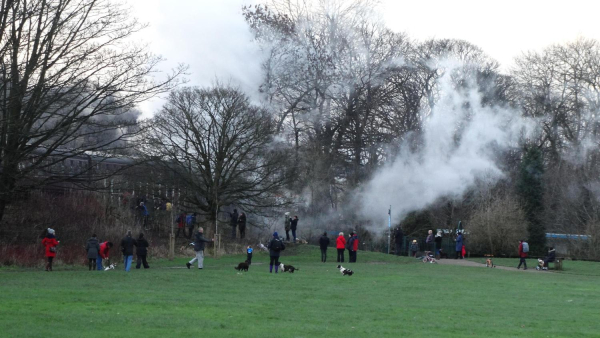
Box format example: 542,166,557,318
436,258,539,273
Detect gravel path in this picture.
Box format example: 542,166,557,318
436,258,540,273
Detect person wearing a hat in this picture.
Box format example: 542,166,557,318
410,239,419,258
267,232,285,273
348,232,359,263
42,228,59,271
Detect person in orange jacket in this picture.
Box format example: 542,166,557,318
42,228,59,271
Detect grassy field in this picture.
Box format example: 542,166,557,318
1,245,599,338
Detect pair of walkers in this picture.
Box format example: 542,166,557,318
85,235,116,271
120,231,150,271
335,232,358,263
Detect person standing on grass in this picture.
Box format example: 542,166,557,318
238,212,247,239
290,216,299,243
97,241,113,270
85,234,100,271
186,227,214,269
319,232,330,263
42,228,59,272
455,232,463,259
394,227,404,256
121,230,136,272
135,233,150,269
284,212,291,241
434,231,443,258
349,232,358,263
410,239,419,258
517,240,528,270
267,232,285,273
246,246,253,265
336,232,346,262
425,230,434,253
229,209,239,239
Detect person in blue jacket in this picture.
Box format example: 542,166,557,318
455,232,463,259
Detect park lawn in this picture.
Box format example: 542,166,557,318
467,257,600,276
1,246,599,338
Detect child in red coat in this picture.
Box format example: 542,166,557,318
41,228,59,271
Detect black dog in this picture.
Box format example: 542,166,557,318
438,249,448,259
235,261,249,272
279,263,299,273
337,265,353,276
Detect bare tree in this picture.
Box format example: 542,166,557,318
143,85,290,228
0,0,184,225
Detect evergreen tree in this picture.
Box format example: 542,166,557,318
517,146,546,254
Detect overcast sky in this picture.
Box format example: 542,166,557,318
129,0,600,116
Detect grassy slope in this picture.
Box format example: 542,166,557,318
1,246,599,338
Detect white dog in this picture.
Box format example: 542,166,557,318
104,261,117,270
336,265,353,276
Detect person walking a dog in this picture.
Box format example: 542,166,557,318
336,232,346,262
319,232,330,263
267,232,285,273
517,240,528,270
186,227,214,269
97,241,113,270
121,230,136,272
394,227,404,256
85,234,100,271
135,233,150,269
42,228,59,272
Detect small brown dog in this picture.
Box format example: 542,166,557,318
235,261,249,272
486,258,495,268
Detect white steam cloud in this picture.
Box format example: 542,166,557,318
358,60,533,227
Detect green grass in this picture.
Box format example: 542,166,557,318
1,246,599,337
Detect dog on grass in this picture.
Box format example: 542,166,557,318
104,262,117,271
485,258,495,268
278,263,299,273
235,261,250,272
336,265,353,276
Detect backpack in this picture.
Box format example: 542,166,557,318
522,242,529,253
271,239,283,252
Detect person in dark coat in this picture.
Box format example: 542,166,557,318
121,230,136,272
186,213,197,239
455,232,463,259
135,233,150,269
434,231,443,258
348,232,358,263
290,216,299,243
42,228,59,272
517,240,528,270
336,232,346,262
425,230,434,253
267,232,285,273
393,227,404,256
230,209,239,239
238,212,247,239
186,227,214,269
542,247,556,270
319,232,330,262
284,212,291,241
85,234,100,271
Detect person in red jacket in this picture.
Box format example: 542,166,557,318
517,240,528,270
336,232,346,263
41,228,59,272
97,241,114,270
349,232,359,263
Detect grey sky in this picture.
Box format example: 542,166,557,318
129,0,600,116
